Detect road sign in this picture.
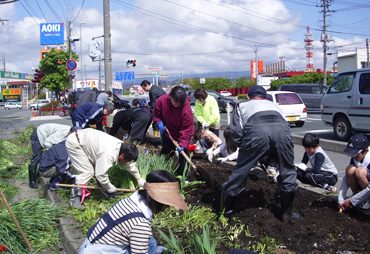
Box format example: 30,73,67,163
115,71,135,81
66,59,77,71
3,89,21,95
148,67,163,71
115,72,123,81
200,78,206,84
4,95,21,102
68,70,76,75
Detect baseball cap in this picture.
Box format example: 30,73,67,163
343,133,370,157
248,85,267,99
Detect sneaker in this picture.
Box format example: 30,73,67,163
323,184,337,192
358,200,370,210
50,176,62,191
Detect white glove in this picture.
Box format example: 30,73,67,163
202,122,210,128
206,149,214,162
108,185,117,193
217,157,228,163
137,178,146,187
156,246,168,254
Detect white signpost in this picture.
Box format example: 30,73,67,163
148,67,163,86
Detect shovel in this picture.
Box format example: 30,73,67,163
164,127,197,172
55,184,137,192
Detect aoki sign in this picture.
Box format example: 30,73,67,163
40,23,64,45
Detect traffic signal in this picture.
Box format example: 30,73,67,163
89,40,102,61
126,60,136,67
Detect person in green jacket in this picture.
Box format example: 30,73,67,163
194,88,221,136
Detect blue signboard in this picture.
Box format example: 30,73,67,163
40,23,64,45
115,72,134,81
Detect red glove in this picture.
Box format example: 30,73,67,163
187,144,197,153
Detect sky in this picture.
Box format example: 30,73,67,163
0,0,369,80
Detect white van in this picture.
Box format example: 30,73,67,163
321,68,370,141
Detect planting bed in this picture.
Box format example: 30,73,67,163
183,159,370,254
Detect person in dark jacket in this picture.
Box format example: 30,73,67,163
110,107,153,144
71,102,114,131
39,140,76,190
222,86,299,222
141,80,166,136
76,88,98,108
153,86,194,177
96,91,112,106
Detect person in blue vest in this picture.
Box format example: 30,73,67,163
38,140,76,190
71,102,114,131
79,170,188,254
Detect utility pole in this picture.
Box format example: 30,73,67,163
98,61,102,90
103,0,112,92
366,38,369,68
319,0,334,86
254,44,259,85
80,22,86,90
67,20,73,89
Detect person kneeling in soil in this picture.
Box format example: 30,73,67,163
79,170,188,254
71,102,114,131
29,123,74,189
212,127,239,164
66,128,146,209
39,140,76,190
221,86,299,222
338,133,370,210
109,105,153,145
191,122,226,162
296,133,338,192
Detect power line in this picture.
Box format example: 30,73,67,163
35,0,47,22
71,0,85,24
45,0,63,23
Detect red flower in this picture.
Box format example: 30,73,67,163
0,245,7,252
187,144,197,153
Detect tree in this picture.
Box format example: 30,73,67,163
38,49,79,99
234,76,255,88
188,77,233,91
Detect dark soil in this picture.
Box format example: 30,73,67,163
184,158,370,254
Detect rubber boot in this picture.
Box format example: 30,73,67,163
70,187,85,210
281,190,300,222
220,191,235,219
29,166,38,189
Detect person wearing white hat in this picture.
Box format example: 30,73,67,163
79,170,188,254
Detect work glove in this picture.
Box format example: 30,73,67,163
217,157,228,164
206,149,214,162
202,122,210,129
157,121,165,135
137,177,146,187
155,246,168,254
176,146,185,153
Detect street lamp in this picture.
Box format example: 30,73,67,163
80,22,86,90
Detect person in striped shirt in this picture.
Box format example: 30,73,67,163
79,170,189,254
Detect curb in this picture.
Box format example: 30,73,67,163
292,134,347,154
40,178,83,254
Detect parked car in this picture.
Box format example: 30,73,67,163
187,90,237,113
277,83,328,112
220,91,232,97
66,90,130,115
266,91,307,127
29,99,50,110
5,102,22,110
321,68,370,141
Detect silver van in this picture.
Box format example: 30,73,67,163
277,83,328,112
321,68,370,141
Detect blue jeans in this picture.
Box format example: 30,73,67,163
79,236,158,254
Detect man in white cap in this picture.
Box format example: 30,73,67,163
221,85,299,222
79,170,188,253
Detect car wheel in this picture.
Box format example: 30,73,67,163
5,107,9,110
295,121,305,127
333,116,352,141
191,104,195,113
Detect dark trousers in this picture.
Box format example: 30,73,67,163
131,110,153,143
297,169,337,188
160,135,189,177
30,129,43,172
222,120,297,196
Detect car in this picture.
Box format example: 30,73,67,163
29,99,51,110
4,102,22,110
220,91,232,97
266,91,307,127
187,90,237,113
277,83,328,112
66,90,130,115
